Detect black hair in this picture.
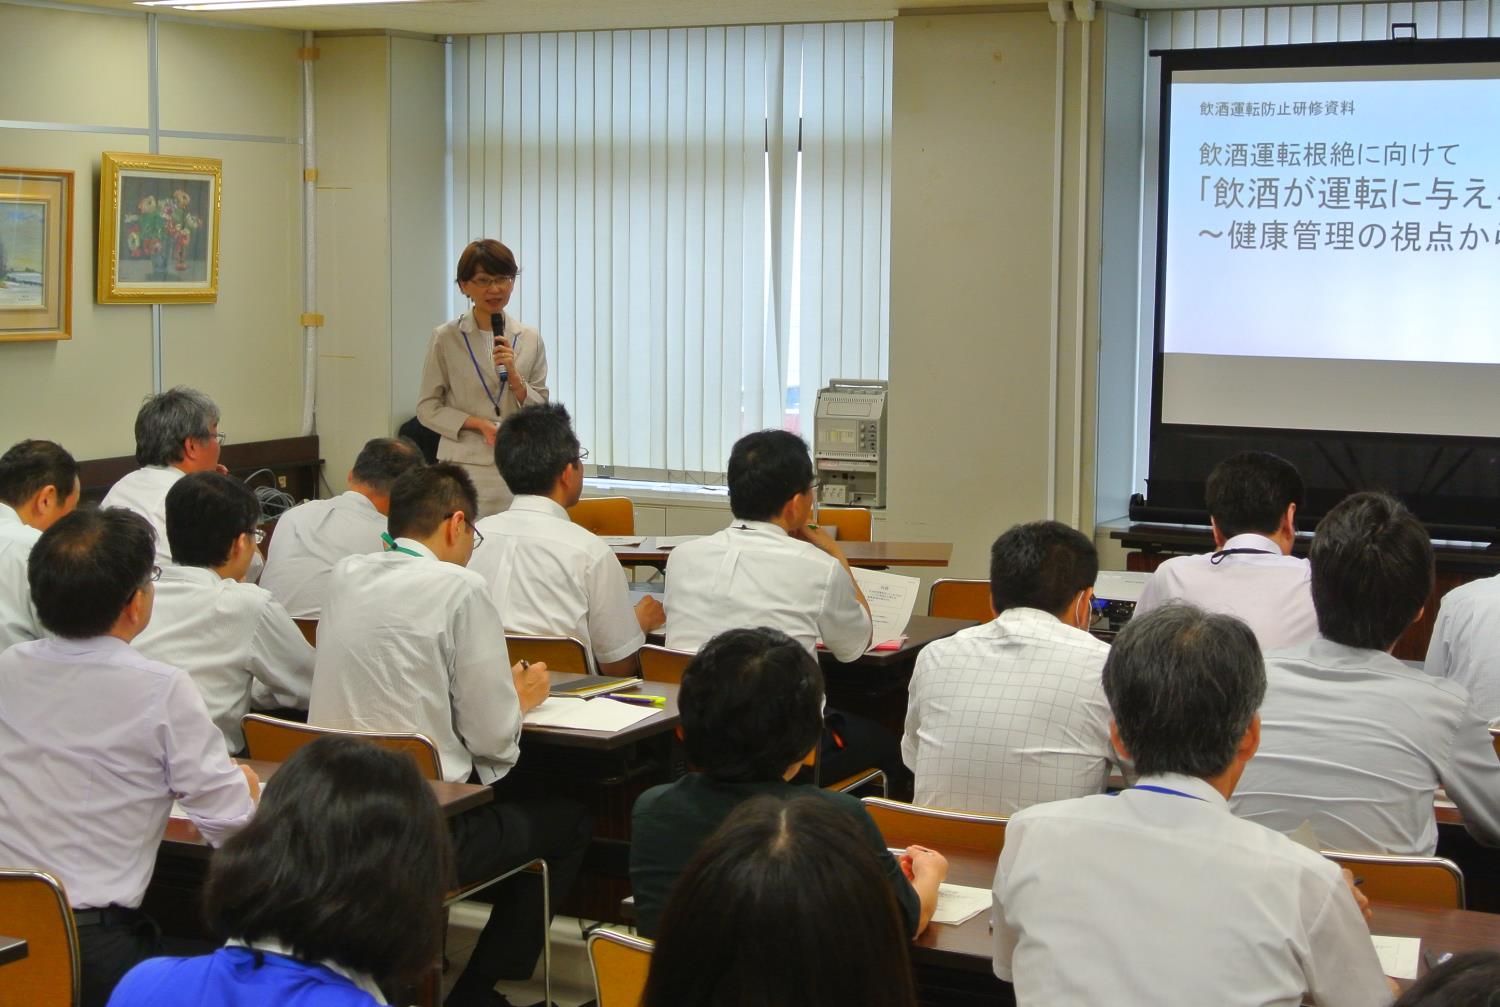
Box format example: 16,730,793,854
133,386,220,466
679,628,823,782
1310,491,1434,651
0,440,79,509
989,520,1099,616
495,403,580,497
387,463,479,540
165,472,261,569
726,430,814,522
1102,604,1266,779
1394,951,1500,1007
28,508,156,639
1204,451,1304,539
203,736,452,995
643,794,917,1007
350,437,425,494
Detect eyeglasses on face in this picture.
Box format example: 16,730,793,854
470,274,517,290
443,511,485,549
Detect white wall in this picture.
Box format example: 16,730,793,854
0,3,304,459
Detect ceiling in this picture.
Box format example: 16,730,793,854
43,0,1264,36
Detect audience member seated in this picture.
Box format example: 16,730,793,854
0,439,79,649
0,508,258,1007
308,463,589,1007
629,627,944,940
107,737,450,1007
903,521,1121,815
663,429,901,787
1392,951,1500,1007
992,604,1394,1006
469,403,663,675
131,473,315,755
1424,573,1500,725
643,794,920,1007
259,436,425,620
1232,492,1500,855
1134,451,1317,649
101,386,229,566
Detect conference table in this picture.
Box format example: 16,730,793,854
914,846,1500,993
611,537,953,570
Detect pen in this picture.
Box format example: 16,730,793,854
520,660,531,670
611,693,667,708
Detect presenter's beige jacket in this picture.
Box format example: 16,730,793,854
416,309,550,466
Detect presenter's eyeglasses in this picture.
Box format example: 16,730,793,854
472,274,517,290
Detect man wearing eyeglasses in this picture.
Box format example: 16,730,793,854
131,472,314,756
309,462,591,1007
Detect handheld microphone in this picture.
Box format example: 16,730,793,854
492,312,507,383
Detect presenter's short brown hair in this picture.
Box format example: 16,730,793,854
455,239,519,284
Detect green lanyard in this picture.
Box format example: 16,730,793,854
381,532,424,558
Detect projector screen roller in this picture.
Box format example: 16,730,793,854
1160,62,1500,437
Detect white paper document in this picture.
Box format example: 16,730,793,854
599,536,644,547
931,884,991,926
652,535,701,549
851,567,921,647
523,696,662,732
1371,935,1420,980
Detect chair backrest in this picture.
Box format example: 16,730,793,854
817,506,872,542
293,618,317,647
638,645,694,686
927,578,993,620
240,715,443,781
0,869,80,1007
1490,726,1499,761
569,496,635,536
861,797,1008,855
588,929,654,1007
1323,851,1466,910
506,635,591,677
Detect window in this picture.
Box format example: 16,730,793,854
448,22,892,484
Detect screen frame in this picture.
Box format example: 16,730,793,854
1140,38,1500,540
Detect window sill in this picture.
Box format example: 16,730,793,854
583,476,730,508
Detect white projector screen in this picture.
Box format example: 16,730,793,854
1160,63,1500,437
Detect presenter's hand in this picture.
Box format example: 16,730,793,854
492,335,515,370
634,596,666,633
474,419,500,445
512,659,550,713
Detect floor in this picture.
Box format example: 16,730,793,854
442,903,617,1007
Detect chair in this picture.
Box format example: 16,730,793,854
0,869,80,1007
587,929,654,1007
824,767,888,798
240,715,553,1006
1490,726,1499,761
638,645,693,686
1322,851,1466,910
569,497,635,536
506,635,591,677
293,618,317,647
817,506,872,542
927,578,992,620
861,797,1008,855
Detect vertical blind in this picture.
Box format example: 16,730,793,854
1146,1,1500,48
449,22,893,483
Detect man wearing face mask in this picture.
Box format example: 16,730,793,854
901,521,1127,816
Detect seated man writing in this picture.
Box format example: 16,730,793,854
630,626,946,940
992,604,1394,1006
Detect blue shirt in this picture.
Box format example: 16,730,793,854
107,947,383,1007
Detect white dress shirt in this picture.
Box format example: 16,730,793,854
992,774,1392,1007
470,495,644,669
132,565,315,754
1425,573,1500,724
308,539,521,784
663,520,872,661
1232,638,1500,855
903,608,1117,816
1134,533,1318,650
100,465,185,565
0,636,255,909
0,502,43,650
259,491,388,619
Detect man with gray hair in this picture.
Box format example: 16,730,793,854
991,604,1394,1006
102,387,227,566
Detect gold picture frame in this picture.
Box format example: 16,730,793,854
97,151,221,304
0,167,73,342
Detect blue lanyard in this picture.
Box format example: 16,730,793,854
1131,784,1206,801
381,532,423,558
459,318,504,417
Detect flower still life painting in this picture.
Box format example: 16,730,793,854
98,152,220,304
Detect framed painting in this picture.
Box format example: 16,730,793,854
0,167,73,342
97,152,221,304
